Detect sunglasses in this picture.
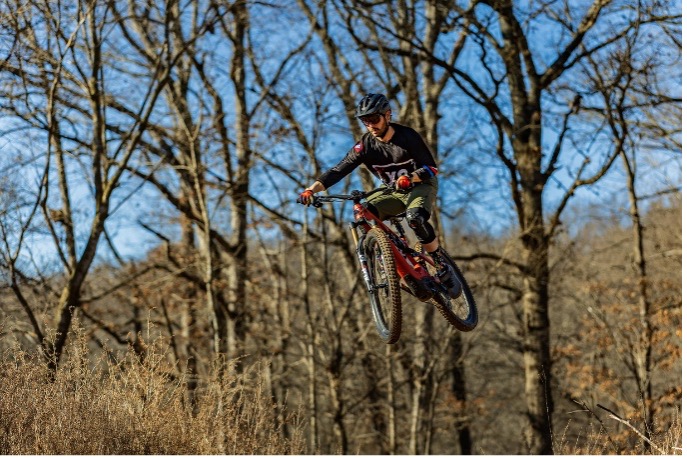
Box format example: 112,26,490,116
360,114,383,125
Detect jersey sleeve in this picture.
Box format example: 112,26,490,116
413,164,439,181
413,130,437,167
316,141,365,189
407,128,438,180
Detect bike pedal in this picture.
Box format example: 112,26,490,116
438,267,462,299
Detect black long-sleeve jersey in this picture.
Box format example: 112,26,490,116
317,123,438,189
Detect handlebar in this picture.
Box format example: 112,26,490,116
299,186,394,207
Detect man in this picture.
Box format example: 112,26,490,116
298,93,455,279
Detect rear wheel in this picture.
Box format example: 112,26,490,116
415,244,478,332
364,228,402,343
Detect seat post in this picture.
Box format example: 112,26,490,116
388,216,407,241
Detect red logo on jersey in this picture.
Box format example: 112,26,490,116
353,142,363,153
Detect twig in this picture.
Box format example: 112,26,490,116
570,399,619,453
596,404,664,453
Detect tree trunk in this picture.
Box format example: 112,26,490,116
225,0,251,362
521,243,553,454
386,346,398,454
408,306,433,454
622,149,654,447
300,217,319,452
450,334,473,455
517,142,553,454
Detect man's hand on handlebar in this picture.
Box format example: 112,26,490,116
298,181,327,205
297,189,314,206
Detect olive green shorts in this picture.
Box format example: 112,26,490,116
367,177,438,219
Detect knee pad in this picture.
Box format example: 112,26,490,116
406,208,436,244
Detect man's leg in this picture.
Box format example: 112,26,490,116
423,238,440,253
406,208,445,264
366,191,406,220
406,206,437,247
402,178,439,249
403,179,452,268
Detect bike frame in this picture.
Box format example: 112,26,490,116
348,197,436,290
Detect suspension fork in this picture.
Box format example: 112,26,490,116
352,226,376,294
349,221,361,247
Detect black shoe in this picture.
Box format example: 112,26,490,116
430,249,446,268
431,249,462,299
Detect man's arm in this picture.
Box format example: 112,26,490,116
306,181,326,193
410,165,438,182
299,138,366,205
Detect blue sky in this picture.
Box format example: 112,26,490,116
0,0,681,272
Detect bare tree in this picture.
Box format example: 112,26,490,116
0,0,171,370
388,0,681,452
581,13,681,446
107,0,264,364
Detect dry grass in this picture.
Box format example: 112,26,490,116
555,412,682,455
0,336,305,455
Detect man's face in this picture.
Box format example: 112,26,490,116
360,110,390,138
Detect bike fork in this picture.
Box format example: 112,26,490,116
351,222,389,297
349,221,360,246
354,236,374,292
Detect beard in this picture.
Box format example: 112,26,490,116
370,120,389,139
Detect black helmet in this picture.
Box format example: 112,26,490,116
355,93,390,118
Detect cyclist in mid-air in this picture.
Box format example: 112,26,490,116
298,93,453,273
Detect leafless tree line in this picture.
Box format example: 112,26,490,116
0,0,680,454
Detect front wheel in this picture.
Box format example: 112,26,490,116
415,244,478,332
363,228,402,344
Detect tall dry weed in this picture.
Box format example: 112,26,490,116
555,408,682,455
0,332,304,454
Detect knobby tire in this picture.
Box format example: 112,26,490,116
415,244,478,332
364,228,402,344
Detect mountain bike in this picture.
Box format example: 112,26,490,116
303,186,478,344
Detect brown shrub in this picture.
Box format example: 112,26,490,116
0,337,304,454
555,409,683,455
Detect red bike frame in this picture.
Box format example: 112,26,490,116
349,199,436,291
